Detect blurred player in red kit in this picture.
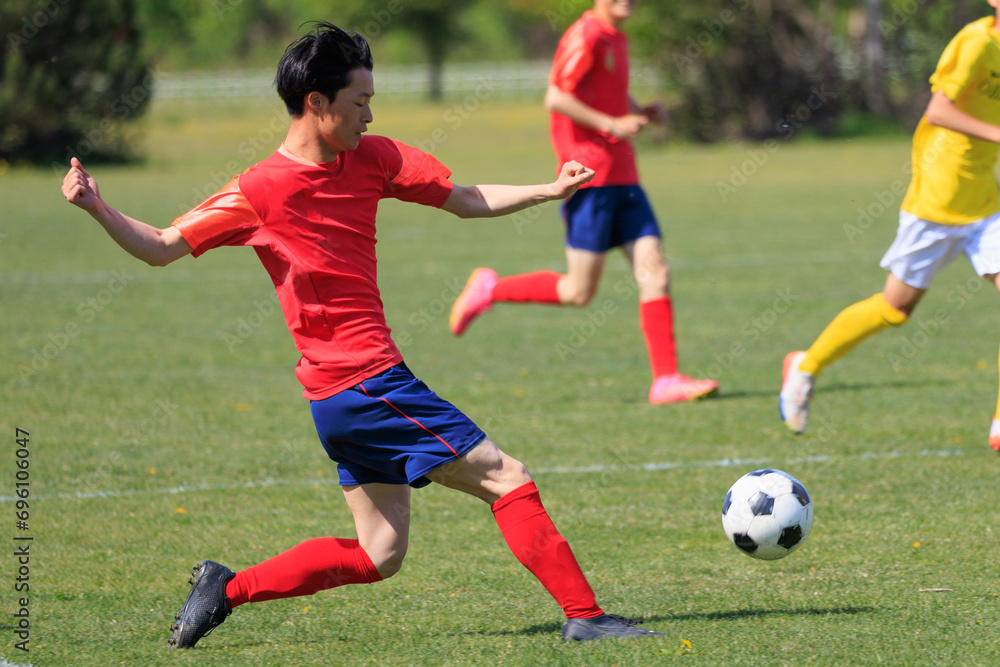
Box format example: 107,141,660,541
450,0,718,404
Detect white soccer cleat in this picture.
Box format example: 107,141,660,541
990,416,1000,452
779,351,815,435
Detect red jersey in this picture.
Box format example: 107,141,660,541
549,10,638,188
172,137,454,400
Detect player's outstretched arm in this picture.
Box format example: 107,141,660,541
925,91,1000,144
62,157,192,266
441,161,595,219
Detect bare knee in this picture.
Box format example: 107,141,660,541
375,555,404,580
364,542,407,579
559,282,597,306
882,292,919,317
635,261,670,299
499,457,532,491
426,440,533,504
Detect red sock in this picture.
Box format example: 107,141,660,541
492,271,562,304
225,537,382,607
491,482,603,619
640,296,678,378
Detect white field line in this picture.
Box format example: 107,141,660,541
0,658,33,667
0,448,967,504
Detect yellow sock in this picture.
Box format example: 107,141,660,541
799,293,908,376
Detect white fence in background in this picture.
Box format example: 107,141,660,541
153,60,661,101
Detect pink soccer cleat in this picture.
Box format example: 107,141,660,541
449,267,498,336
649,374,718,404
990,416,1000,452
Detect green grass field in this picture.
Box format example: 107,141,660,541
2,96,999,666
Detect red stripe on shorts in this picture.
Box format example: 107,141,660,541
357,383,461,457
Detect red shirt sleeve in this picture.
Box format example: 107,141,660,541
549,19,597,93
171,176,263,257
384,140,454,207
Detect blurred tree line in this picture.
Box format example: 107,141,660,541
2,0,150,163
632,0,979,141
0,0,985,163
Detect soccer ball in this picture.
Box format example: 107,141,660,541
721,468,813,560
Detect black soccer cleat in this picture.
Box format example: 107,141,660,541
561,613,664,641
167,560,236,649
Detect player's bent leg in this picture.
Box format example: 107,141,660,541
343,483,412,578
427,439,661,639
491,480,660,635
624,236,718,404
558,246,606,306
802,281,916,377
881,273,926,317
424,437,530,503
449,249,604,334
447,259,601,334
623,235,670,302
783,277,914,434
168,487,401,650
170,536,385,649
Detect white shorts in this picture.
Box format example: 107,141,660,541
879,210,1000,289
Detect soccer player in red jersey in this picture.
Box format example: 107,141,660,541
449,0,718,405
61,22,662,647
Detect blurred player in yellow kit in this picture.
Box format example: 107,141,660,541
781,2,1000,450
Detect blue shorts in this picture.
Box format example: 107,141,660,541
562,185,661,252
310,363,487,488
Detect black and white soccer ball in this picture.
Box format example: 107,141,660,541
721,468,813,560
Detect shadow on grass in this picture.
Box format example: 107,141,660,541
712,377,950,401
538,377,949,405
472,605,874,637
658,605,875,622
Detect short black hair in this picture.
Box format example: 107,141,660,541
275,21,373,116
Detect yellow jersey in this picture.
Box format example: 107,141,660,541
901,16,1000,224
